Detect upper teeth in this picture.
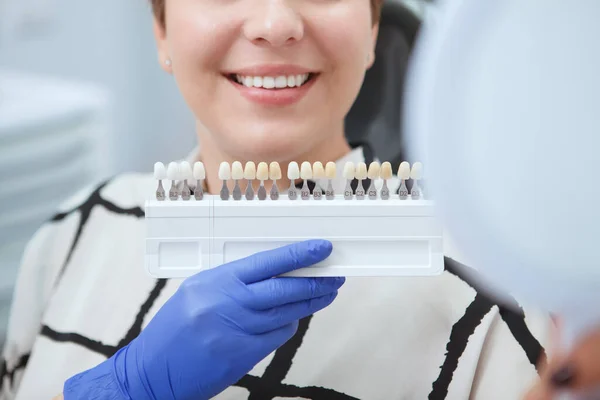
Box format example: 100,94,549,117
235,74,310,89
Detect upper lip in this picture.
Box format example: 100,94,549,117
224,64,315,76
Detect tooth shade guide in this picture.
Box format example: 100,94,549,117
145,188,443,279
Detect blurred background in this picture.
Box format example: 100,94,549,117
0,0,432,347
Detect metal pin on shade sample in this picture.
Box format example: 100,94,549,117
154,162,166,201
244,161,256,200
167,162,180,201
193,162,205,200
325,162,336,200
257,162,269,200
300,162,312,200
287,162,300,200
398,162,411,200
219,162,231,200
367,162,380,200
231,161,244,200
312,162,325,200
354,162,367,200
379,162,392,200
343,162,355,200
180,161,193,201
269,162,281,200
410,162,423,200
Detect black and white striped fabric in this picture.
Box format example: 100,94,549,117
1,147,550,400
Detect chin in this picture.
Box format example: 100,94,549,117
224,128,316,162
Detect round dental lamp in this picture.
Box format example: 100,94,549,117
405,0,600,394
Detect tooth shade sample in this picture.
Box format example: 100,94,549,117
288,162,300,180
167,162,179,181
300,162,313,180
269,162,282,180
244,162,256,180
367,162,380,179
231,161,244,180
411,162,423,180
154,162,166,180
398,162,411,180
380,162,392,180
343,162,355,179
355,163,367,180
193,162,206,180
180,162,193,181
257,162,269,181
312,162,325,179
325,162,336,179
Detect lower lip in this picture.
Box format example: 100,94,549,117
228,76,317,106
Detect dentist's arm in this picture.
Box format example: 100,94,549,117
59,240,343,400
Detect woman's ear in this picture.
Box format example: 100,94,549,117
367,23,379,69
153,19,172,73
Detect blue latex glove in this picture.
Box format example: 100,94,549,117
63,239,343,400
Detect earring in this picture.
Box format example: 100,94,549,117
165,59,172,66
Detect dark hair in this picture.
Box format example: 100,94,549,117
151,0,383,26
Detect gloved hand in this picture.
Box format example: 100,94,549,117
63,239,343,400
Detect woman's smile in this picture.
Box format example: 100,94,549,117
223,64,320,106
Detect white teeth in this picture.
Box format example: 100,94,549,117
275,76,287,88
236,74,310,89
263,77,275,89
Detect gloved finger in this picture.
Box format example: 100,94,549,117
242,276,345,310
243,291,338,334
224,240,333,284
252,321,300,354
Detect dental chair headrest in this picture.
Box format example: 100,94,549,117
345,0,421,169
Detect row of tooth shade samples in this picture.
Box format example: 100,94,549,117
153,160,423,201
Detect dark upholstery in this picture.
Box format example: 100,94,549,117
345,0,421,170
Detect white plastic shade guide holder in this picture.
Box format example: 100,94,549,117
145,195,444,278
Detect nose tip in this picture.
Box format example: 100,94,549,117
243,2,304,47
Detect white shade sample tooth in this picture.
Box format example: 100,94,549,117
219,162,231,180
269,162,282,180
312,162,325,179
231,161,244,180
325,162,336,179
355,162,368,180
193,162,206,180
380,162,392,179
398,161,411,180
343,162,355,179
180,161,193,180
167,162,179,180
411,162,423,180
300,162,313,180
244,161,256,179
154,162,166,180
367,162,381,179
257,162,269,180
288,162,300,180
